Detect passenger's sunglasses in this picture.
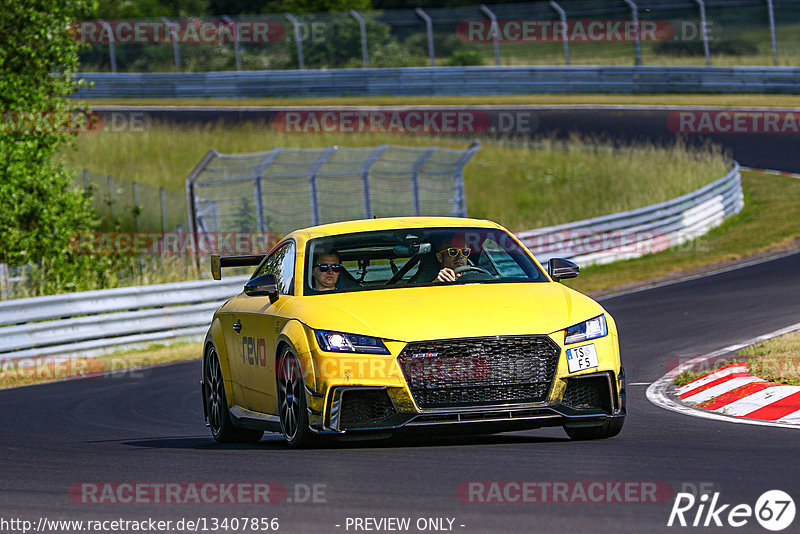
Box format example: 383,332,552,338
314,263,342,273
439,247,470,258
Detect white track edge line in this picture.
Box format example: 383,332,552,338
646,321,800,430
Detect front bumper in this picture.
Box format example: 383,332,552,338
308,369,626,437
303,332,625,438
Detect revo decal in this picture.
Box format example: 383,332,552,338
241,336,268,367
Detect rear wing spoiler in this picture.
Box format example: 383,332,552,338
210,254,266,280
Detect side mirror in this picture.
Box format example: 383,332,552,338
548,258,580,281
244,273,279,303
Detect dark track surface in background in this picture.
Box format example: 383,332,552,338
95,105,800,173
2,252,799,532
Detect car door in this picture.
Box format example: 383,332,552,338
237,240,296,414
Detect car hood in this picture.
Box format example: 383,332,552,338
281,283,606,342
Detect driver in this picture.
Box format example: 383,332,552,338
435,236,471,283
311,252,341,292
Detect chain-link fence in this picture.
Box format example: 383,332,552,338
73,170,187,233
186,143,480,238
75,1,800,72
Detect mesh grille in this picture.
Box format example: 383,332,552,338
397,336,560,409
562,376,611,413
339,389,397,427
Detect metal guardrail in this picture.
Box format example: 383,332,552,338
0,163,742,360
73,67,800,98
518,163,743,266
0,276,248,360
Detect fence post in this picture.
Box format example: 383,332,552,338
133,181,140,231
308,147,337,226
350,10,369,68
623,0,643,66
451,142,481,217
480,5,501,66
222,15,242,71
766,0,778,65
160,187,168,233
0,263,8,301
409,147,436,217
185,149,220,269
98,20,117,73
548,1,570,66
415,8,435,67
107,176,114,220
359,145,388,219
162,17,181,72
253,148,284,233
694,0,711,66
284,13,305,69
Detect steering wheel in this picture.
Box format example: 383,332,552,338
453,265,493,281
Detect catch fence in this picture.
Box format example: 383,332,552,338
75,0,800,72
185,144,480,239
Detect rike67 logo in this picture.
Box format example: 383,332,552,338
668,490,795,531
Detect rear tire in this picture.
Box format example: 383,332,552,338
204,344,264,444
277,346,317,448
564,417,624,441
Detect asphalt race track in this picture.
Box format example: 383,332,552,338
2,252,799,533
95,105,800,173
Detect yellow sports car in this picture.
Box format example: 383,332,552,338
202,217,625,447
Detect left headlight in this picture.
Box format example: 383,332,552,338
564,315,608,345
314,330,390,355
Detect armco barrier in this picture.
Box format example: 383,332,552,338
0,163,742,360
72,67,800,98
518,163,743,265
0,276,248,361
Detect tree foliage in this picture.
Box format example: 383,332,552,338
0,0,104,277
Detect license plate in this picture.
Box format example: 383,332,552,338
566,343,599,373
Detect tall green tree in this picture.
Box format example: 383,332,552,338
0,0,99,270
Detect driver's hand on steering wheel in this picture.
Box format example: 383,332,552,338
435,268,460,283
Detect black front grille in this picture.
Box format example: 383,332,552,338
339,389,397,427
562,376,612,413
397,336,560,409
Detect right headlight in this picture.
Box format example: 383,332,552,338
314,330,390,355
564,315,608,345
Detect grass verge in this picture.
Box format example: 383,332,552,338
565,171,800,295
84,94,800,108
60,124,727,232
0,342,201,390
741,331,800,386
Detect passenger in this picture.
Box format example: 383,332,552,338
311,253,341,292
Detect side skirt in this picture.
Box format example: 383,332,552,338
229,405,282,432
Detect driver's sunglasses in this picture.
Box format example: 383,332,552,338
440,247,470,258
314,263,342,273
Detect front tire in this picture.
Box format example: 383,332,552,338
564,417,624,441
277,346,317,448
204,344,263,443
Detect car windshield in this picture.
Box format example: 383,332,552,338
303,226,546,295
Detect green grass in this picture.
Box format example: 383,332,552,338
741,331,800,386
84,93,800,108
565,171,800,295
59,123,727,233
0,342,201,389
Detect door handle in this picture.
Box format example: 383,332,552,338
233,321,242,333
